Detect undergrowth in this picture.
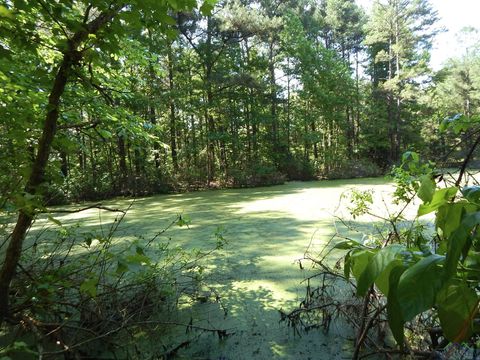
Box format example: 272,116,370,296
0,205,229,359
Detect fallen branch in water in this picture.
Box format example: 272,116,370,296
44,203,127,214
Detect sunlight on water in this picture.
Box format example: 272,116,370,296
30,178,397,359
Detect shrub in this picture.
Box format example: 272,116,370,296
322,158,384,179
289,148,480,358
0,208,228,358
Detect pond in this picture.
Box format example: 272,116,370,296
32,178,396,359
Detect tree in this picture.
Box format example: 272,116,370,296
0,0,214,321
364,0,438,165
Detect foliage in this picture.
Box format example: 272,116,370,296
1,0,480,356
1,0,463,216
322,159,383,180
290,133,480,357
0,210,228,358
340,152,480,348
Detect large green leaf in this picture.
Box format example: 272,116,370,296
387,265,407,346
351,249,375,285
462,186,480,205
418,187,458,216
397,254,445,321
436,202,471,239
436,282,479,342
375,259,404,296
445,211,480,278
417,175,436,203
334,239,361,250
356,244,406,296
445,226,469,278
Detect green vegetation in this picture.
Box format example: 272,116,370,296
287,147,480,358
1,0,480,358
29,178,391,359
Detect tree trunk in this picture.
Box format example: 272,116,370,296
0,6,122,320
311,120,318,160
205,16,215,184
168,42,178,173
149,104,161,169
117,135,128,192
268,39,278,157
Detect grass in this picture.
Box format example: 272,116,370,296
30,177,396,359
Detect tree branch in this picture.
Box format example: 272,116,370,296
456,133,480,187
44,204,126,214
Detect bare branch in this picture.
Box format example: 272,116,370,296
44,204,126,214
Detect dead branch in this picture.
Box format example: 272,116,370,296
44,204,126,214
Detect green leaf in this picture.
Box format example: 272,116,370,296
440,113,463,133
386,265,407,346
176,214,191,227
200,2,215,15
0,5,13,19
445,226,469,278
97,129,112,139
436,202,471,239
116,260,129,275
417,175,435,203
165,28,179,40
334,239,361,250
356,244,406,296
80,277,98,298
126,253,151,265
158,13,177,25
397,254,445,321
444,211,480,277
436,282,479,342
462,186,480,205
439,114,479,134
167,0,180,10
461,211,480,229
375,259,404,296
351,249,374,285
418,187,458,216
402,151,419,163
47,215,62,226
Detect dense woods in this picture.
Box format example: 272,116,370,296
2,0,480,358
2,0,478,205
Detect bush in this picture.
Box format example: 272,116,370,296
230,163,286,187
290,149,480,358
322,158,384,179
280,154,317,181
0,209,227,359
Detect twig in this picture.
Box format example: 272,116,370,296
44,204,126,214
58,120,100,130
21,316,45,359
35,0,70,39
353,286,374,360
161,340,191,359
360,348,440,359
456,133,480,187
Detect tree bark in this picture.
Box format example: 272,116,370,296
268,39,278,156
168,42,178,173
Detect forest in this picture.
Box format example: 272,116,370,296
1,0,480,358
